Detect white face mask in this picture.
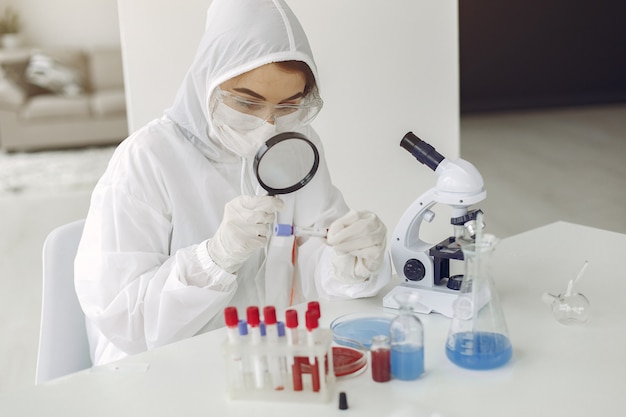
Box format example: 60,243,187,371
212,102,277,160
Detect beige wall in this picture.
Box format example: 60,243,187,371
118,0,460,245
2,0,120,48
1,0,463,245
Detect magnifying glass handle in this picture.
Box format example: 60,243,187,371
274,224,328,238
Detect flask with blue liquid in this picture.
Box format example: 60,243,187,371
389,292,424,380
445,233,512,370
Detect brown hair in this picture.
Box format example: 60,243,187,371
275,60,316,96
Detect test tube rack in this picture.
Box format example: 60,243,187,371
223,328,335,403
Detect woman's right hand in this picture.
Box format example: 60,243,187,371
206,195,284,273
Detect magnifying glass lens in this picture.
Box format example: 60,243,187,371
254,132,319,196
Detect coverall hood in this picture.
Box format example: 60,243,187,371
165,0,319,160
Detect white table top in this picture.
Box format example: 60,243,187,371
1,221,625,416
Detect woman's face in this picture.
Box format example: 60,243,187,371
220,63,307,122
210,63,320,159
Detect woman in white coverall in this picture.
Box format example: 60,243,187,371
75,0,391,366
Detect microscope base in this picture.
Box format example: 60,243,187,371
382,285,459,318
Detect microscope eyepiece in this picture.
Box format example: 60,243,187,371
400,132,444,171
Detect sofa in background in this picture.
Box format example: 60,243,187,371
0,47,128,152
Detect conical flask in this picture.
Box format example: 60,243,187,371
445,233,512,370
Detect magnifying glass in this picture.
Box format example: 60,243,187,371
253,132,320,196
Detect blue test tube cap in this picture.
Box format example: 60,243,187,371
277,321,285,337
274,223,294,236
238,319,248,336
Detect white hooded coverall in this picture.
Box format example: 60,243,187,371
75,0,391,366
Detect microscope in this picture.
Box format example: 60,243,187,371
383,132,486,317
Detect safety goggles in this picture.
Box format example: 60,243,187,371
211,87,323,131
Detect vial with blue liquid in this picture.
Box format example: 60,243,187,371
445,233,513,370
389,291,424,380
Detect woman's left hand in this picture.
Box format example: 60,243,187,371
326,210,387,281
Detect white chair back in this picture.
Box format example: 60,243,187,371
36,219,92,384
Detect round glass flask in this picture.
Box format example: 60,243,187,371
389,292,424,380
445,234,512,370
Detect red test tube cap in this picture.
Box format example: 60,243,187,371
306,309,319,331
263,306,277,325
308,301,320,319
285,309,299,329
224,306,238,328
246,306,261,327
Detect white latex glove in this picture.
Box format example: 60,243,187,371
326,209,387,282
207,195,285,273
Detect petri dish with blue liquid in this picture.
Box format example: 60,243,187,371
330,312,395,349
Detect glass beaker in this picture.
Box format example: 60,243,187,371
445,234,512,370
389,291,424,380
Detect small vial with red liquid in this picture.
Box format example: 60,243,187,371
370,335,391,382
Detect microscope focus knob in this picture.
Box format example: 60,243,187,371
404,259,426,281
447,274,464,290
423,209,436,223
